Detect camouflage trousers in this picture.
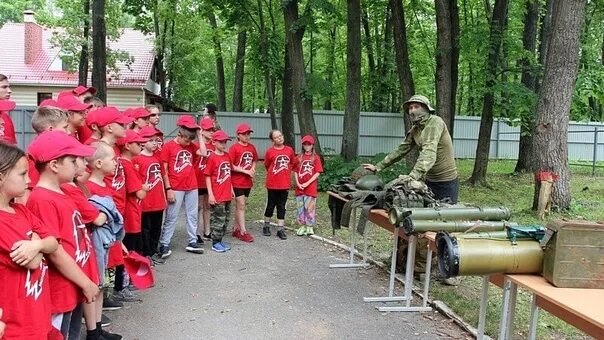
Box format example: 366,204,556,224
210,202,231,242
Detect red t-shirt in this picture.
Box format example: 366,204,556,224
122,158,143,233
294,154,323,197
0,204,52,339
264,146,297,190
83,136,99,145
60,183,100,224
0,111,16,144
133,154,167,212
204,152,233,203
78,124,93,145
229,142,258,189
86,180,114,197
195,141,215,189
27,157,39,190
26,187,96,313
161,139,198,191
104,146,126,215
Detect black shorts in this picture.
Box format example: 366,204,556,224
198,188,208,196
233,187,251,198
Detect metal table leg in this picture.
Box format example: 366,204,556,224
498,278,518,340
528,294,539,340
363,225,406,303
477,276,490,340
330,208,369,269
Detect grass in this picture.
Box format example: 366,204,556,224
244,160,602,339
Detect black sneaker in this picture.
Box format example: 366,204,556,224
101,313,112,327
277,229,287,240
151,253,166,265
102,296,123,311
263,226,271,236
185,242,204,254
159,245,172,259
100,329,123,340
196,234,205,245
203,233,212,240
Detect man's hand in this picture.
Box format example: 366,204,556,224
397,174,413,182
10,240,41,267
208,194,216,206
362,164,377,172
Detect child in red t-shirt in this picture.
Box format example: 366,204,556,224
0,142,59,339
25,131,100,338
195,117,216,243
294,135,323,236
147,105,164,153
263,129,297,240
229,123,258,243
204,130,234,253
159,115,204,258
135,127,167,260
55,93,93,139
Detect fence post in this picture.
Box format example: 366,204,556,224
592,127,599,176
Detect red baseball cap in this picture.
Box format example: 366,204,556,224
72,85,97,96
95,106,134,127
177,115,200,130
116,130,148,146
212,130,231,142
139,126,163,138
56,95,92,112
301,135,315,145
28,131,95,162
236,123,253,134
39,99,59,108
123,251,154,290
125,107,152,119
200,117,214,130
0,100,16,111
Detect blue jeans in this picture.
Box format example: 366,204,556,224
160,189,199,247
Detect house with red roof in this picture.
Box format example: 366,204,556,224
0,11,163,109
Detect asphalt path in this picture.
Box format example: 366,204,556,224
106,221,469,340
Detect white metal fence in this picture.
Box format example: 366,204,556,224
11,107,604,163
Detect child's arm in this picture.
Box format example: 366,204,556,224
198,140,208,157
163,162,175,203
0,308,5,338
205,176,216,205
48,245,100,303
135,184,150,200
10,233,58,269
91,212,108,227
294,172,303,189
302,173,321,188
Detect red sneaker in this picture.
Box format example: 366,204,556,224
240,232,255,243
232,229,241,238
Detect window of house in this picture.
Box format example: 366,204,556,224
37,92,53,105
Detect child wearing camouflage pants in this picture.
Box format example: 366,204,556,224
204,130,234,252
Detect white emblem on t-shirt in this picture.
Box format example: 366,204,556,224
239,151,254,170
299,159,314,177
146,163,163,189
273,155,290,174
174,150,193,173
73,211,91,266
217,161,231,184
25,260,47,300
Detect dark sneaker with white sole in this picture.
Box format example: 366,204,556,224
185,242,204,254
277,230,287,240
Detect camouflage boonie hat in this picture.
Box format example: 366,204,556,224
404,94,435,113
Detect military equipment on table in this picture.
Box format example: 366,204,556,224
355,175,384,191
401,220,516,235
542,220,604,288
436,225,545,278
388,206,512,225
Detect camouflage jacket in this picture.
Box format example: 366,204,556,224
376,114,457,182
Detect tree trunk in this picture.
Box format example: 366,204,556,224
78,0,90,86
532,0,585,211
390,0,417,168
281,41,296,147
283,0,322,154
536,0,555,92
435,0,459,136
157,17,168,99
323,26,337,110
91,0,107,102
468,0,509,186
232,30,247,112
258,0,277,129
208,12,226,111
514,0,540,173
341,0,361,161
361,6,375,110
374,4,393,112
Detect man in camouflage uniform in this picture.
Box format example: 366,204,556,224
364,94,459,203
364,94,459,284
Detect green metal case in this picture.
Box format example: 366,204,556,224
542,220,604,288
